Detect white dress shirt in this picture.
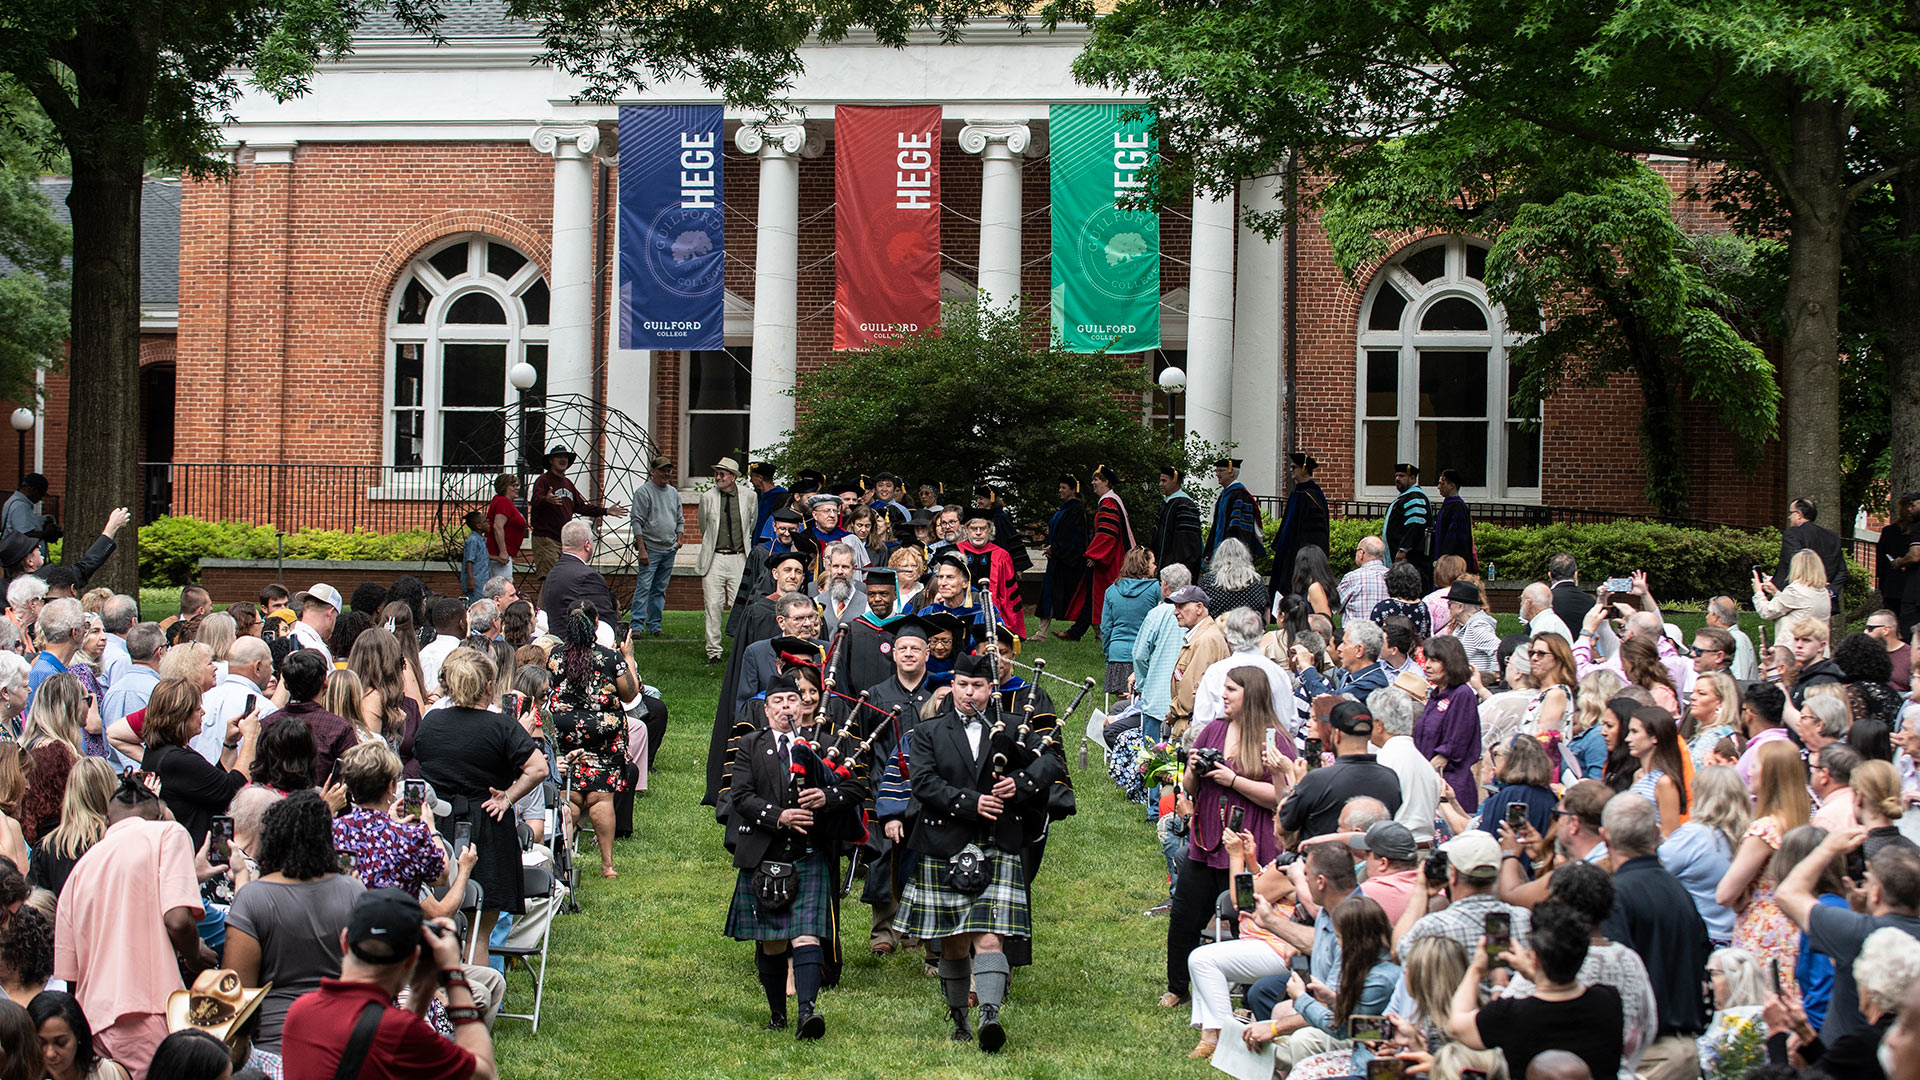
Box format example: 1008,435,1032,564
197,672,280,764
419,634,460,693
1376,734,1441,843
1193,647,1298,733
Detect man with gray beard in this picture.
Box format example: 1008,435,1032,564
815,542,867,639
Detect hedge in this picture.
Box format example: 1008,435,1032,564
1261,517,1872,609
133,517,447,587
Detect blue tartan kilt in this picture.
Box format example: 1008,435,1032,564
896,846,1031,940
725,851,836,942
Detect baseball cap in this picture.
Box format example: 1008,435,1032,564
1349,821,1417,862
296,583,342,613
1439,829,1502,880
1329,700,1374,737
1169,585,1208,606
347,888,425,963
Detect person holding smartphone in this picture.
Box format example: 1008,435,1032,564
1272,895,1401,1074
330,742,447,896
1443,899,1624,1079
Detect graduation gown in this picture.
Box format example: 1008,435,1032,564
1383,486,1434,581
706,594,782,805
988,505,1032,574
1205,482,1266,563
1269,479,1330,596
1040,496,1088,620
1153,492,1204,582
1068,491,1134,625
958,540,1028,638
727,536,813,638
1434,494,1478,572
832,615,898,712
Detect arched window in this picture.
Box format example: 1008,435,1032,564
386,235,550,472
1355,237,1539,500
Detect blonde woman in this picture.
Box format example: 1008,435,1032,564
1687,672,1742,767
1698,947,1769,1068
158,641,217,694
1717,740,1811,993
322,669,382,745
29,756,114,897
1851,759,1916,861
1566,669,1626,780
1752,549,1831,640
18,672,89,845
889,545,927,610
195,612,238,667
1661,764,1749,945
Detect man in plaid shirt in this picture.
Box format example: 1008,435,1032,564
1338,536,1392,627
1395,830,1533,962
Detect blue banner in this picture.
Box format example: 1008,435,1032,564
618,105,725,351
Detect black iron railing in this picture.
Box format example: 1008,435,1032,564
1250,494,1745,533
139,462,548,536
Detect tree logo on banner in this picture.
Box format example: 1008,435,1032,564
646,205,725,299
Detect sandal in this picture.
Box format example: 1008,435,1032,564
1157,992,1189,1008
1188,1037,1219,1059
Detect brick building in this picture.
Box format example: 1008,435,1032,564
14,3,1784,569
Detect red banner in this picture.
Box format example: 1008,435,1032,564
834,105,942,350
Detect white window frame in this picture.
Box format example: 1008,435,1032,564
1353,236,1540,502
381,234,549,498
673,290,755,488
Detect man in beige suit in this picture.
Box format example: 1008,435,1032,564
698,457,756,664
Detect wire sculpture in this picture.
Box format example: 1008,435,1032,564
434,393,659,577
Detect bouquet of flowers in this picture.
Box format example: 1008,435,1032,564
1137,741,1183,787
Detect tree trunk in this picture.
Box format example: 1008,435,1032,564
62,162,144,593
1780,96,1848,597
1885,171,1920,510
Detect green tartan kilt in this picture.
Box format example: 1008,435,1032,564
896,846,1031,940
725,852,836,942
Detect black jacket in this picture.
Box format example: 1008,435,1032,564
907,704,1062,858
1601,854,1714,1038
538,553,620,633
726,726,866,870
1549,580,1595,636
1775,521,1847,591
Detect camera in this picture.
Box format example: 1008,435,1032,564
1192,747,1225,773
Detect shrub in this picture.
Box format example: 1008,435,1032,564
1263,516,1871,607
134,516,445,587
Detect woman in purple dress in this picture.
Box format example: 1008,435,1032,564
1415,635,1483,810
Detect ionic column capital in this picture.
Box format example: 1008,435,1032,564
958,121,1032,157
735,121,823,159
530,124,601,160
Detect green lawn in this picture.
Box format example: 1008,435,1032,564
490,611,1188,1080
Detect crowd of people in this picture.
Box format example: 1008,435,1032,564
0,457,1915,1079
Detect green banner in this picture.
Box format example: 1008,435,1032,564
1050,104,1162,353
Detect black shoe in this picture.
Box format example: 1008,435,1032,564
948,1006,973,1043
764,1015,788,1032
706,655,721,666
796,1006,825,1040
977,1004,1004,1053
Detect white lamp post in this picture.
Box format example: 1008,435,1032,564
508,363,539,473
10,408,33,485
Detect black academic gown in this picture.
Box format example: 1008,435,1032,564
705,595,782,806
1383,486,1433,587
1153,493,1204,583
856,672,938,911
989,506,1032,574
1040,496,1088,620
833,617,897,714
1269,479,1330,598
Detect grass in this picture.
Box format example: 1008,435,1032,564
489,611,1188,1080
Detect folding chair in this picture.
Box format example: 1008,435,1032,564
489,864,555,1033
543,778,581,913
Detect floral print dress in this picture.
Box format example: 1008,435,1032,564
545,645,629,793
1733,815,1800,996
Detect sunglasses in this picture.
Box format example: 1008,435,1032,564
1528,649,1553,658
1689,645,1725,657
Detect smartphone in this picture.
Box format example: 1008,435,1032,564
1485,911,1512,966
1289,953,1312,977
1367,1061,1410,1080
1303,737,1323,768
500,691,521,714
1604,576,1633,594
1751,563,1767,578
1424,849,1449,885
208,815,234,866
1228,805,1246,834
1346,1014,1388,1043
1769,958,1783,994
325,757,345,789
1507,803,1528,833
401,778,427,819
453,820,472,860
243,694,257,717
1233,871,1256,913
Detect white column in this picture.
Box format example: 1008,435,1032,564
1186,191,1237,453
530,125,600,413
959,121,1032,313
735,121,820,456
1231,175,1286,498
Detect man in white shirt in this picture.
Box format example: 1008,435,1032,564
418,596,469,693
288,583,341,664
99,593,139,688
1364,683,1440,845
1193,606,1296,731
1706,595,1760,681
1519,582,1572,646
196,636,278,762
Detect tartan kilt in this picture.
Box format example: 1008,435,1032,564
725,852,836,942
896,846,1031,940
